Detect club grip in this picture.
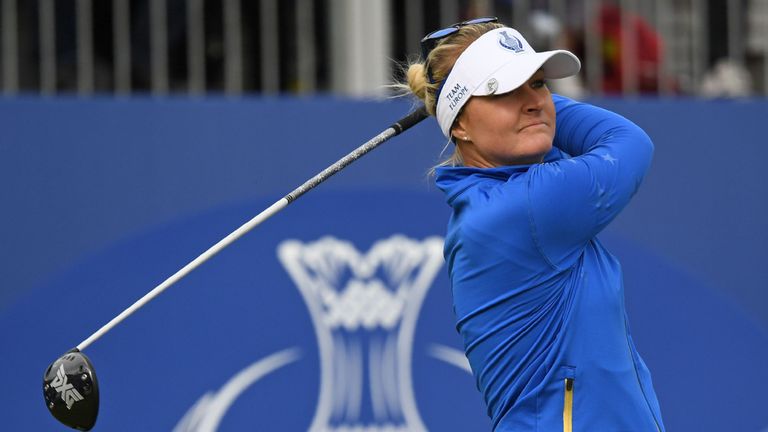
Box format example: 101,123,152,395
390,104,429,135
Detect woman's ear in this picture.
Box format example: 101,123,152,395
451,116,469,142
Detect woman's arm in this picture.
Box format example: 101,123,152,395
526,95,654,269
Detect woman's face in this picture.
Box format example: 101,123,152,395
452,71,556,167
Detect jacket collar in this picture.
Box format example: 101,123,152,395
435,147,565,204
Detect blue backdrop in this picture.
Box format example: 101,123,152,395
1,96,766,431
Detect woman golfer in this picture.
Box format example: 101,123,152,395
403,18,665,431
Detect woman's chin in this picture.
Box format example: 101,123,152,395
511,142,553,164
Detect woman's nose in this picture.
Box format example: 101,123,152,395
521,86,544,113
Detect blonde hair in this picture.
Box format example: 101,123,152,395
396,22,503,171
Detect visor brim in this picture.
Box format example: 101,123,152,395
472,50,581,97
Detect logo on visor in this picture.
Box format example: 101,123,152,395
499,31,524,53
446,83,470,112
486,78,499,94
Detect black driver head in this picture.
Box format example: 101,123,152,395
43,349,99,431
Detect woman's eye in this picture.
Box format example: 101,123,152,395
532,79,547,89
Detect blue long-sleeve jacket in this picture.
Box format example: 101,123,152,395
435,95,664,431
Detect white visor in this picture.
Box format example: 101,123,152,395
435,27,581,138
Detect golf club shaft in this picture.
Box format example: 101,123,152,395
76,105,429,351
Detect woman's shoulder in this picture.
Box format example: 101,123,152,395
436,165,528,203
441,168,532,227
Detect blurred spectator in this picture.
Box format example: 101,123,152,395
597,3,663,94
700,59,753,98
557,1,671,96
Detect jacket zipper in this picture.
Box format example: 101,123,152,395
563,378,574,432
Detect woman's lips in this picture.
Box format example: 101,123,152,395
520,122,547,131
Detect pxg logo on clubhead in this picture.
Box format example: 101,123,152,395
43,350,99,431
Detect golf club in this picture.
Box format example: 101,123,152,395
42,104,429,430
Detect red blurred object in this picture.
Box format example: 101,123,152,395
598,4,663,93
